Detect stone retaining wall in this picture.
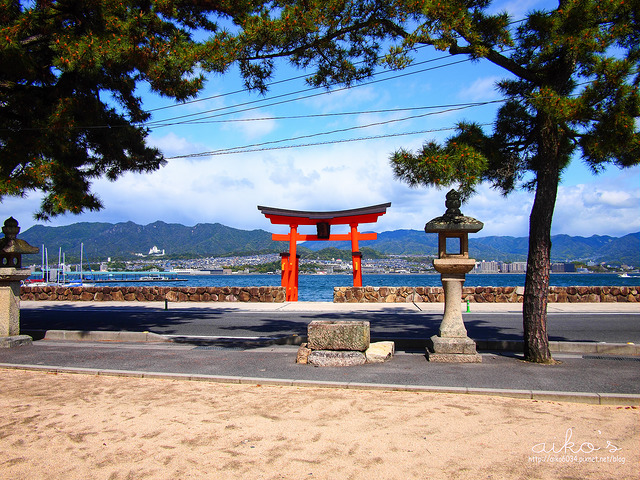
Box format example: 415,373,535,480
333,286,639,303
20,285,286,303
19,285,639,303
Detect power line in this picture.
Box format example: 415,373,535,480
147,44,435,113
166,124,493,158
197,102,501,155
144,57,471,128
156,99,506,126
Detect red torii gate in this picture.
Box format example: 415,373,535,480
258,203,391,301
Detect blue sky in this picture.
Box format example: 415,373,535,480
2,0,638,239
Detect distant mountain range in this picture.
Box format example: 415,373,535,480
18,221,640,266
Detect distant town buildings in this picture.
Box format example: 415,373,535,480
501,261,527,273
473,260,500,274
73,251,631,276
551,262,576,273
469,260,583,274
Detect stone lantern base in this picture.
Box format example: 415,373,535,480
0,268,33,348
426,267,481,363
427,335,481,363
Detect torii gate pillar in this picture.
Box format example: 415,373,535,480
259,203,391,301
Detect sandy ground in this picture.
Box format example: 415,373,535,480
1,369,637,480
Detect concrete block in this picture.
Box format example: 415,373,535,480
0,335,32,348
365,341,395,363
307,320,370,351
307,350,367,367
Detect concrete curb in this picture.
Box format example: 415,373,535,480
23,329,640,355
1,363,638,406
475,339,640,356
41,330,170,343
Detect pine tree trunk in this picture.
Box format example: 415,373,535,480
523,114,560,363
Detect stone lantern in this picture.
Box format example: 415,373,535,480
425,190,483,362
0,217,38,347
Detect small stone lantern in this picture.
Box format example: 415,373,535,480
0,217,38,347
425,190,483,362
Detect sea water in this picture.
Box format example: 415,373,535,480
97,273,639,302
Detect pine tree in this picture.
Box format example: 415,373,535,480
232,0,639,362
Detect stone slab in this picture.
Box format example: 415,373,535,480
426,352,482,363
296,343,312,364
0,286,20,337
307,350,367,367
307,320,370,351
430,335,478,355
365,341,395,363
0,335,32,348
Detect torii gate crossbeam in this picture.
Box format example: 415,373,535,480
258,203,391,301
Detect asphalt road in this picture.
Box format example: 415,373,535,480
7,304,640,397
20,305,640,344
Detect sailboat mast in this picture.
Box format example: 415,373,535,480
80,243,84,281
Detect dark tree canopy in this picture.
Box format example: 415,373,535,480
0,0,264,219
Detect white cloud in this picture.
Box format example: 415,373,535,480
227,110,277,139
581,189,637,209
489,0,548,19
458,76,502,102
266,157,320,187
148,132,207,158
3,145,638,241
553,184,640,237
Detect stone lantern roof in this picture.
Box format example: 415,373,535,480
0,217,39,269
424,190,483,234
